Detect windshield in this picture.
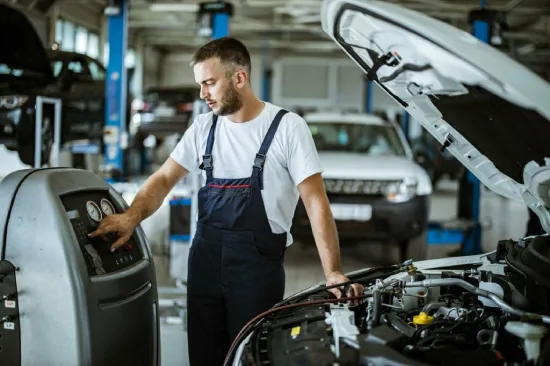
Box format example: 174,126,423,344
308,122,407,156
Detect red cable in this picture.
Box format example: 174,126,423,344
223,294,367,365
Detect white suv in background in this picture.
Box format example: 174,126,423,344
292,111,433,260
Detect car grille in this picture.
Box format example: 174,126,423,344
323,179,402,196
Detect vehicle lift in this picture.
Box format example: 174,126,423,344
103,0,129,183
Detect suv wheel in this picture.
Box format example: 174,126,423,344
400,230,428,262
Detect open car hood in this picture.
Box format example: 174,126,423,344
0,4,53,79
321,0,550,233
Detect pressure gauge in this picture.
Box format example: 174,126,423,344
86,201,102,223
100,198,116,216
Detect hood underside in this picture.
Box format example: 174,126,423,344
321,0,550,233
0,4,53,80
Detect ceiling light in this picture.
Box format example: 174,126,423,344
149,3,198,12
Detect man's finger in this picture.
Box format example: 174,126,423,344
88,223,114,238
328,287,342,299
110,234,130,252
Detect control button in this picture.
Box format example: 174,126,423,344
123,243,133,251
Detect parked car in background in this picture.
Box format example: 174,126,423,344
410,131,464,186
292,111,433,261
129,86,200,145
0,3,109,166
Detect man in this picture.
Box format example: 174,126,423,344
89,37,363,365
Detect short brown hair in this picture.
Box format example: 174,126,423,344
191,37,251,79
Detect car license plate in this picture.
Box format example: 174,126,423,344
330,203,372,221
155,106,176,117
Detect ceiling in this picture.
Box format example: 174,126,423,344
128,0,550,78
8,0,550,78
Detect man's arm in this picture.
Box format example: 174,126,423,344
297,173,342,277
126,157,189,225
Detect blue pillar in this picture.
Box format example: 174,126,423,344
261,44,271,102
461,0,488,255
212,12,229,39
401,111,410,140
365,81,374,113
104,0,128,182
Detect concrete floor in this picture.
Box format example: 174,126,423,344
157,179,530,365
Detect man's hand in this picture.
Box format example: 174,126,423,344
88,212,140,251
326,271,365,305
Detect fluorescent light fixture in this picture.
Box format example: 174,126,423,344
149,3,199,12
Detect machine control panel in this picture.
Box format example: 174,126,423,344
61,192,143,277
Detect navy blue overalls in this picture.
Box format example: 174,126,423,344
187,109,289,366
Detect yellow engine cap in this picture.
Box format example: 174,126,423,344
413,312,433,325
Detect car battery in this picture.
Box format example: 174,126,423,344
0,168,160,366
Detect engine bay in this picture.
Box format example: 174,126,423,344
227,235,550,366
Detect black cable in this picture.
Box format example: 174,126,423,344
223,294,371,366
274,266,405,307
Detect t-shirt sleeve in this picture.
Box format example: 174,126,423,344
285,115,324,186
169,117,200,172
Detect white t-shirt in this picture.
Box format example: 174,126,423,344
170,102,323,245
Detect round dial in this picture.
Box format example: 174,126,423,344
100,198,115,215
86,201,102,222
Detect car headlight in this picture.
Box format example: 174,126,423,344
385,178,417,203
0,95,29,109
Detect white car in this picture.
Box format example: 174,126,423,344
291,111,432,261
225,1,550,365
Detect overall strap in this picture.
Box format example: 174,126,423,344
252,109,289,189
202,114,219,180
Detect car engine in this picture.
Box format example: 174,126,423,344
226,235,550,366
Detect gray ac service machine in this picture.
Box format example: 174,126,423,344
0,168,160,366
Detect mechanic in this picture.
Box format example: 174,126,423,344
88,36,364,365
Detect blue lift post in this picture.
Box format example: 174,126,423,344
262,43,272,103
104,0,129,183
365,80,374,113
168,2,233,244
457,0,491,255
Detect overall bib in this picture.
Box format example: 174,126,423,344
187,109,289,365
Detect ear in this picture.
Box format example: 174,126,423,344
234,68,248,88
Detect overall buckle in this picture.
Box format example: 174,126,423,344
253,153,266,170
202,154,213,169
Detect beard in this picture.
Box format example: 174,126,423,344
214,82,243,116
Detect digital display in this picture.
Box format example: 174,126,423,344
67,210,80,220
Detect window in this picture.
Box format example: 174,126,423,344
51,60,63,78
75,26,88,54
55,19,64,44
307,122,407,157
61,20,75,51
66,59,87,75
87,33,99,59
54,19,100,61
88,60,105,81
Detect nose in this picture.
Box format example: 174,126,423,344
200,85,209,100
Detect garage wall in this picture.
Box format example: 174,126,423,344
56,3,103,34
143,47,163,90
161,52,264,96
160,53,401,115
272,56,400,114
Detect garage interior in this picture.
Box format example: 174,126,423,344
1,0,550,365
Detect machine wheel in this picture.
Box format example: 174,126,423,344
17,112,53,167
400,230,428,263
